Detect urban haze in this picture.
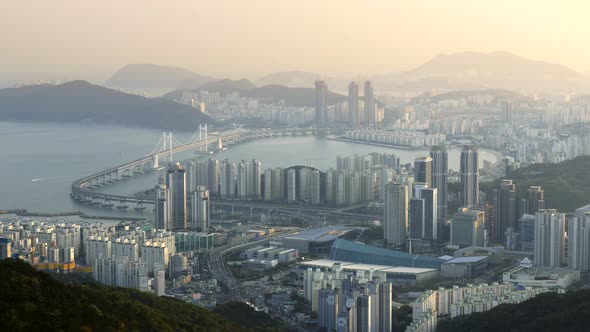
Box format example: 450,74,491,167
0,1,590,332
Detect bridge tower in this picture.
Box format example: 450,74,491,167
199,124,208,153
152,154,159,170
168,132,173,162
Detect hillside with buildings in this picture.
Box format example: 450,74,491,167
437,289,590,332
490,155,590,212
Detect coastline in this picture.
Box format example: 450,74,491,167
327,136,413,150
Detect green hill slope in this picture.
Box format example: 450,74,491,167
0,259,278,332
488,156,590,212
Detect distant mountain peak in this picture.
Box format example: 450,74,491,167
105,64,216,95
370,51,587,92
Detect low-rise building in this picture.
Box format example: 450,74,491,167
502,266,580,289
440,256,489,279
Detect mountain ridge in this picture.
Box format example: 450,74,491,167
163,79,346,107
373,51,588,92
101,51,589,95
105,64,216,95
0,80,212,131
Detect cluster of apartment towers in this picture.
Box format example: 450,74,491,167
383,146,474,249
314,80,378,128
383,147,590,273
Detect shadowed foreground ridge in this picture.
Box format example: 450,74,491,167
0,259,281,332
438,289,590,332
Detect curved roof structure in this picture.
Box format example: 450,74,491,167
329,239,444,269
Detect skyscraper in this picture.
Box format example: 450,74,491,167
568,205,590,272
286,168,297,202
534,209,565,268
414,156,433,189
0,237,12,259
207,158,220,195
355,294,372,332
310,170,321,205
220,159,236,197
318,288,339,332
191,186,210,232
364,81,375,127
252,159,262,198
315,80,328,127
501,100,512,124
520,214,536,251
348,81,360,129
237,160,249,199
236,159,262,199
410,185,438,241
334,170,347,206
492,179,518,244
420,187,438,241
430,146,448,223
409,198,425,241
263,169,273,201
166,163,187,230
376,282,392,332
271,167,284,201
526,186,545,215
193,158,220,196
384,183,408,247
154,184,171,230
460,146,479,208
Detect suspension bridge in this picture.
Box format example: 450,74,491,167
69,126,344,210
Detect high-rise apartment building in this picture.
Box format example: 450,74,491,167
348,81,360,129
409,198,425,240
220,159,236,197
501,100,512,124
364,81,375,127
315,80,328,127
355,294,372,332
384,183,408,247
166,163,187,230
286,168,297,202
310,170,321,205
419,187,438,241
492,179,518,244
318,288,339,332
460,146,479,208
430,146,448,223
414,156,433,188
534,209,565,268
519,214,536,251
154,184,171,230
525,186,545,215
568,205,590,271
0,237,12,259
191,186,210,232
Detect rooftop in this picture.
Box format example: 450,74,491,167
283,226,360,242
443,256,489,264
329,239,444,269
300,258,438,275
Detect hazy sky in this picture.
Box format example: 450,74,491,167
1,0,589,81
